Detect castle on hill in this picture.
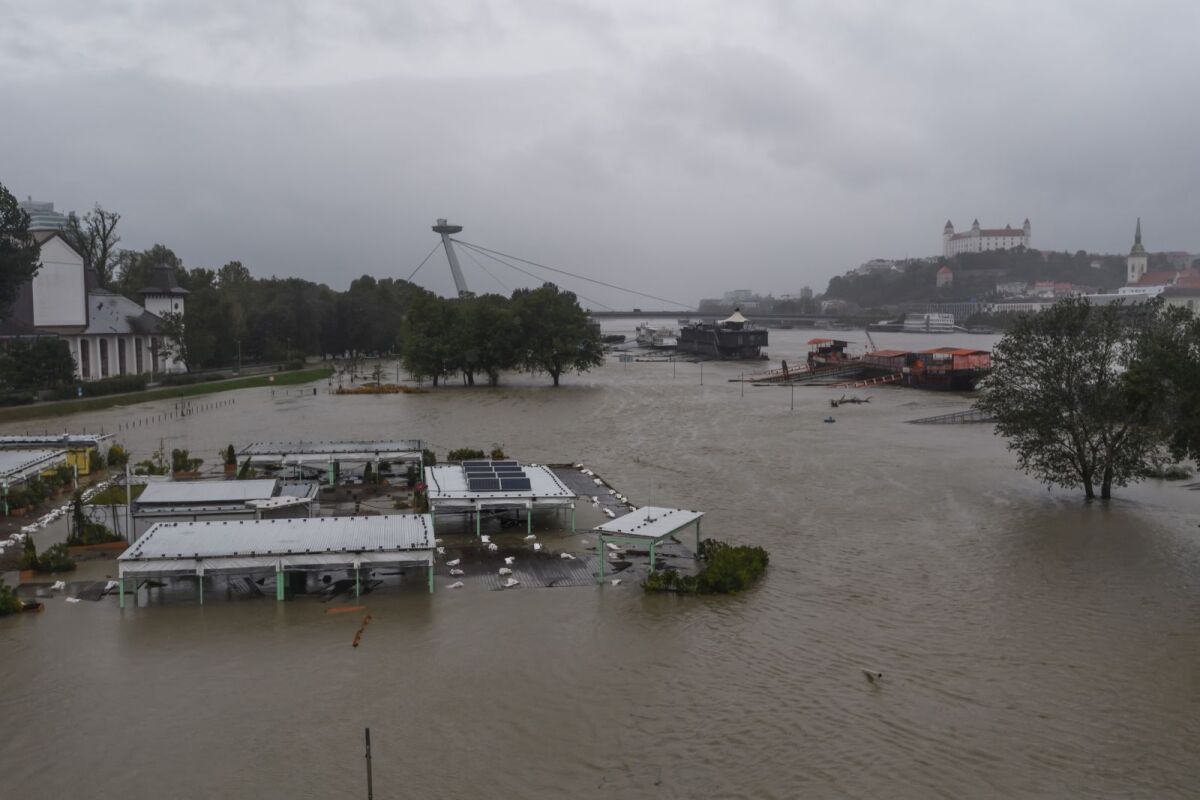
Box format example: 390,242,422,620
943,218,1031,257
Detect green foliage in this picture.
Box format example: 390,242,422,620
405,464,419,488
54,373,148,399
0,576,22,616
400,290,460,386
401,284,603,388
489,445,506,460
69,489,123,545
223,444,236,465
447,448,486,462
55,464,74,486
134,449,168,476
643,540,770,594
511,283,604,386
412,485,429,513
6,486,30,510
824,249,1127,308
87,449,102,474
20,536,38,570
421,449,437,467
63,204,121,287
37,542,76,572
1121,304,1200,463
976,298,1194,499
0,391,35,407
170,448,203,473
106,444,129,467
0,182,41,318
0,338,76,394
86,483,145,505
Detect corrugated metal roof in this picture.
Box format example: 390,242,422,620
426,464,575,500
136,480,278,505
0,449,68,480
120,514,434,562
866,349,909,357
594,506,704,540
0,434,112,449
241,440,424,460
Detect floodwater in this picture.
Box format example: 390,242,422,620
2,325,1199,799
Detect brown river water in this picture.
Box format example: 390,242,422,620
1,326,1198,799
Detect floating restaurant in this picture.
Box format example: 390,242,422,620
677,310,769,359
129,479,319,540
425,459,577,534
116,514,436,606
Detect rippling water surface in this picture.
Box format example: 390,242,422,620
1,327,1198,798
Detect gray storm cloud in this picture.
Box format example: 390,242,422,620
1,0,1197,306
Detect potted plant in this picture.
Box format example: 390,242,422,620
222,444,237,475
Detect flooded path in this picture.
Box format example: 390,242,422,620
1,327,1198,798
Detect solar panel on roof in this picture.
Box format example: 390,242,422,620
491,460,518,467
499,477,532,491
468,477,501,492
464,465,494,473
463,460,491,467
492,465,523,473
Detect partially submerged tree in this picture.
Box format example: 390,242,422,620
977,298,1194,500
0,182,40,318
511,283,603,387
1122,303,1200,463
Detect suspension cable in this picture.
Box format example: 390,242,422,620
406,242,443,283
456,242,614,311
459,245,510,294
451,238,690,309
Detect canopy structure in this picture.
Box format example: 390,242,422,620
425,462,576,535
0,434,110,476
117,514,436,605
2,449,70,513
239,440,425,484
592,506,704,582
0,433,112,450
130,479,319,540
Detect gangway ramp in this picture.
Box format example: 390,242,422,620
907,408,995,424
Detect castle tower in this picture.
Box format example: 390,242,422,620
943,220,954,257
1126,218,1148,285
1022,218,1031,247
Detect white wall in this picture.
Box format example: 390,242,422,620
31,237,87,327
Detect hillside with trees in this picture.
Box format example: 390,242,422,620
823,248,1131,308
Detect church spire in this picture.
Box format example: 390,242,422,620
1130,217,1146,255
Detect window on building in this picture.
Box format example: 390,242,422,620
99,339,109,377
135,338,143,373
117,340,127,375
79,339,90,379
151,337,159,373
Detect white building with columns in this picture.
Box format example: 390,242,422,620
943,219,1031,257
3,231,186,379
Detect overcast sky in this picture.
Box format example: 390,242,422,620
2,1,1197,307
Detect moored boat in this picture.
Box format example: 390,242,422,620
677,310,768,359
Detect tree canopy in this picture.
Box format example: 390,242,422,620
401,283,603,387
0,182,40,318
977,298,1198,500
64,204,121,287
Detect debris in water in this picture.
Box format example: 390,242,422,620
448,581,465,589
